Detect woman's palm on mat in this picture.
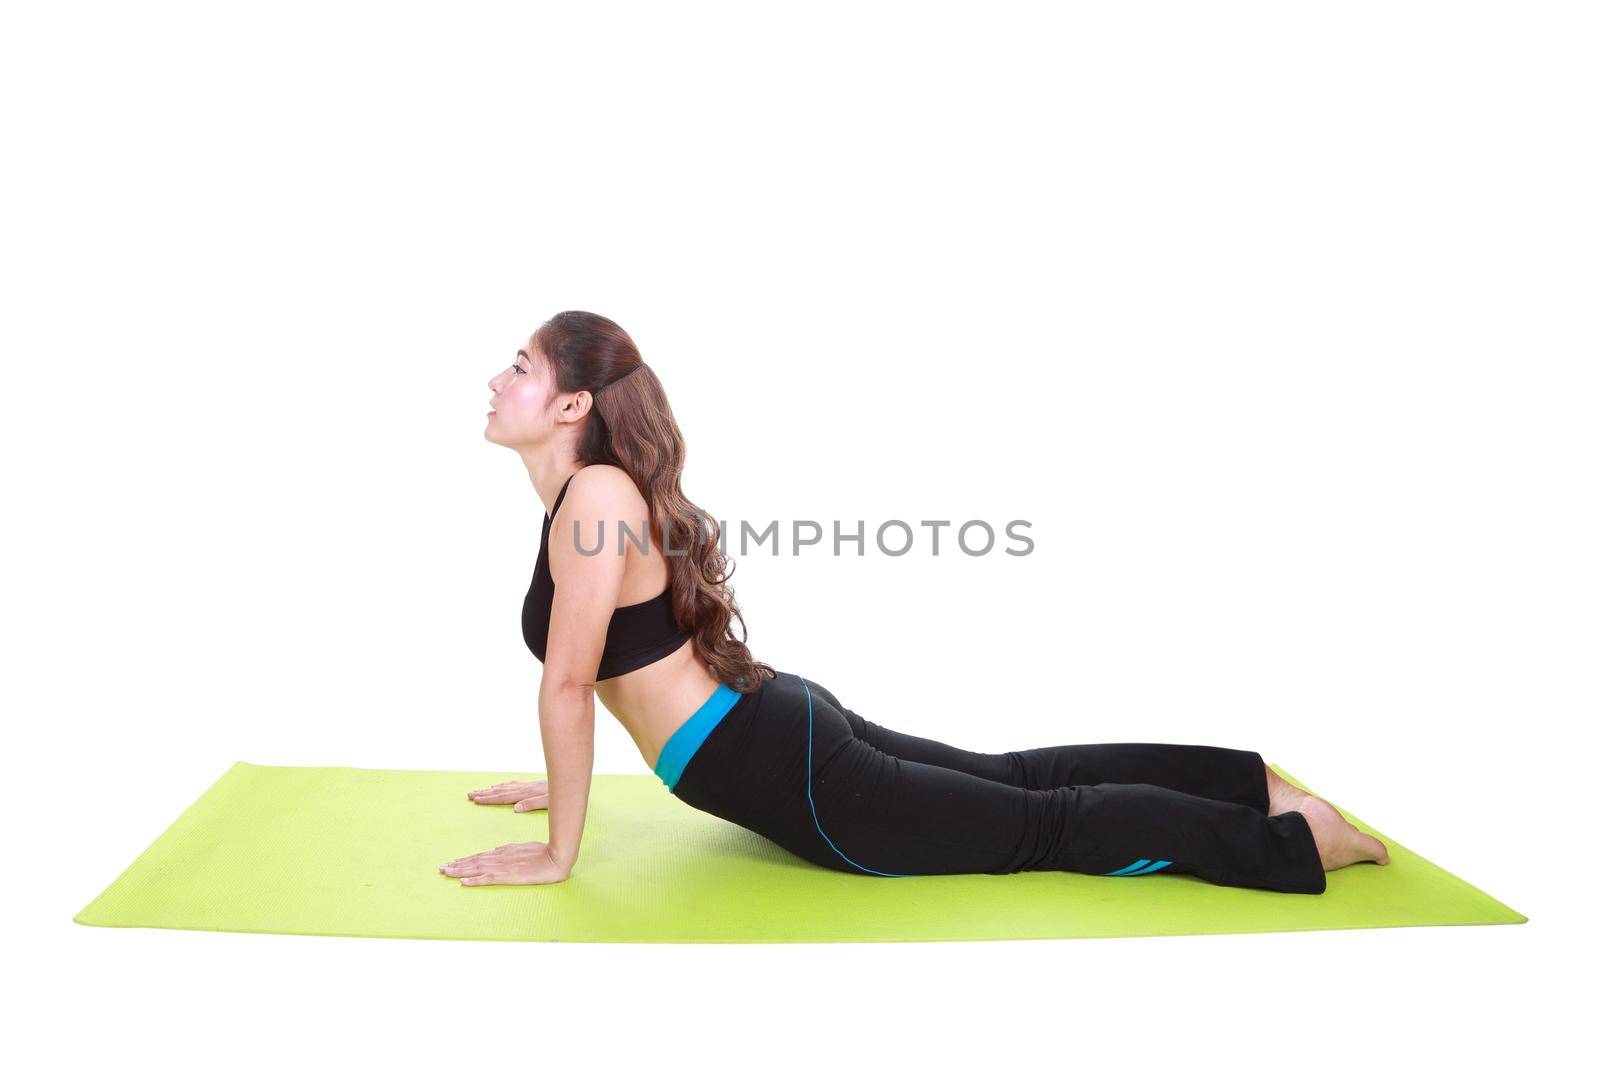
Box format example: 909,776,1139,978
439,841,568,886
466,779,549,812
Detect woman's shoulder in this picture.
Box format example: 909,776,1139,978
569,462,637,493
564,464,648,514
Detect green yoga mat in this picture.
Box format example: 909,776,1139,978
74,761,1525,942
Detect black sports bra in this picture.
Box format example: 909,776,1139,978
521,471,693,680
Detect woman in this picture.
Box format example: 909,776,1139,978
440,311,1390,892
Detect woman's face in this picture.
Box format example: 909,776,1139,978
484,339,562,447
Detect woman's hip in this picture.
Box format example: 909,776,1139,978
668,669,852,820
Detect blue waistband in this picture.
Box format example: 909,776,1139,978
654,682,742,792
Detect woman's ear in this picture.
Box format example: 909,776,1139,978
558,390,594,422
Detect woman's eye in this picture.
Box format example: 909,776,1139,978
511,363,524,374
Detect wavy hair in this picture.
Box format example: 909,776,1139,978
531,310,775,694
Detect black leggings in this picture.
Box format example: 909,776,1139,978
670,670,1326,893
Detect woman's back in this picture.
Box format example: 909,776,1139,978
521,468,691,679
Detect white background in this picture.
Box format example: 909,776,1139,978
5,0,1595,1061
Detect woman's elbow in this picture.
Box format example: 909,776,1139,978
539,671,598,701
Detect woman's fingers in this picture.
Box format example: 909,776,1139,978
467,783,524,799
445,843,528,866
439,841,564,885
467,781,521,795
442,851,505,874
443,845,507,866
466,780,549,802
441,843,516,875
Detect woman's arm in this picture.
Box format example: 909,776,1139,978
538,466,638,874
537,677,595,874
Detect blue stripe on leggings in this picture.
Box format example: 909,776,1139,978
1107,858,1173,876
801,675,914,878
653,682,742,792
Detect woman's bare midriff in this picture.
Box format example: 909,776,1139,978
594,638,722,772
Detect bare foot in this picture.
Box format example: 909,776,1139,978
1297,796,1391,871
1263,763,1313,816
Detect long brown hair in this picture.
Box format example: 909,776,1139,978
532,310,775,694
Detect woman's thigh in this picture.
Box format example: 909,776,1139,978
805,679,1014,781
769,735,1043,876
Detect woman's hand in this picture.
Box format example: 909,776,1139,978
466,779,549,812
439,841,569,886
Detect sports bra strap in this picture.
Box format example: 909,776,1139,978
549,472,576,522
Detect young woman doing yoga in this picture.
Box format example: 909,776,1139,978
440,310,1390,892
